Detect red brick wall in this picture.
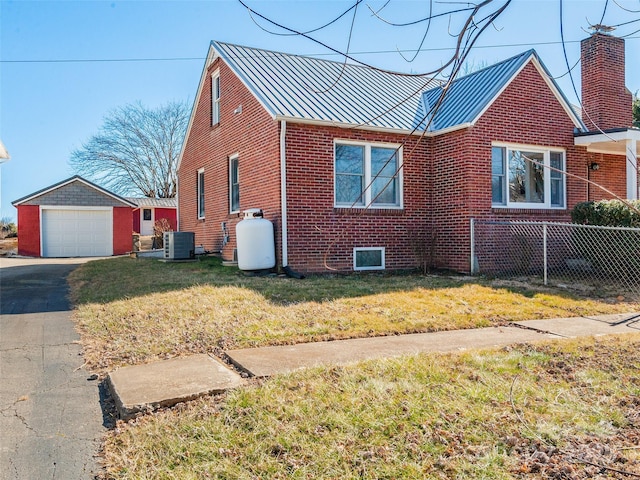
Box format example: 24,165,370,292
178,57,281,260
284,123,430,273
581,34,633,130
113,206,133,255
155,208,177,230
585,153,628,200
17,205,40,257
430,61,590,272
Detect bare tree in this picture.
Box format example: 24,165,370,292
69,101,189,198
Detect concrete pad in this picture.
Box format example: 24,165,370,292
227,326,558,377
108,354,245,420
515,312,640,338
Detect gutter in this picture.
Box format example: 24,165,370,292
273,115,473,138
280,120,288,267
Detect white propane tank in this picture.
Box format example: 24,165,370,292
236,208,276,270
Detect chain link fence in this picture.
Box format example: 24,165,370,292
471,219,640,293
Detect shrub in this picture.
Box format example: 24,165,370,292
0,218,17,239
571,199,640,227
153,218,173,249
570,200,640,282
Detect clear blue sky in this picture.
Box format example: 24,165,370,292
1,0,639,222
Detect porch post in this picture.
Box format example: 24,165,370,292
627,138,638,200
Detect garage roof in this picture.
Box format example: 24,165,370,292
12,175,137,207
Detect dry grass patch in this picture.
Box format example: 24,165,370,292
101,335,640,479
69,256,639,373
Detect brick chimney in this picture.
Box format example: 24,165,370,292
581,32,633,131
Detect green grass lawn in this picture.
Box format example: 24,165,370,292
68,256,638,374
102,336,640,479
70,257,640,479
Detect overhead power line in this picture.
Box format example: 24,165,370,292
2,36,638,64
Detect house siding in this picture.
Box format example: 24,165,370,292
179,58,281,260
113,206,133,255
133,211,141,233
155,208,177,231
17,205,40,257
20,180,127,207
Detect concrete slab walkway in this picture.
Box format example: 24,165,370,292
107,312,640,419
108,354,246,420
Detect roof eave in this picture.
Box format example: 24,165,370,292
12,175,137,207
574,128,640,154
428,122,474,136
458,52,586,132
274,115,425,136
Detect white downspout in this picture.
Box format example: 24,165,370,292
627,138,638,200
176,176,180,231
280,120,288,267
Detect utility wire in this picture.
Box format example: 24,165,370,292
3,36,638,64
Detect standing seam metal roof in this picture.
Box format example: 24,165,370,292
212,42,584,134
422,50,536,131
214,42,437,132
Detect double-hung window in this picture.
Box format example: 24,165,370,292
492,143,566,209
229,155,240,214
211,71,220,125
197,168,205,219
334,141,402,208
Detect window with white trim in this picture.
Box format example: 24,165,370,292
229,155,240,214
211,72,220,125
354,247,385,271
492,144,566,209
197,168,205,219
335,141,402,208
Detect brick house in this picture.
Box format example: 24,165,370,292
177,33,639,274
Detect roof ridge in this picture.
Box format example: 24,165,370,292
213,40,434,78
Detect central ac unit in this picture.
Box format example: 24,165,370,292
164,232,195,260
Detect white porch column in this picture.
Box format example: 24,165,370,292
627,138,638,200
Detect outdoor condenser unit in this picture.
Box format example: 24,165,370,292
163,231,195,260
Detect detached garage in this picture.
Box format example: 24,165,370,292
12,176,135,257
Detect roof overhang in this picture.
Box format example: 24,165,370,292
274,115,474,137
574,128,640,155
12,175,137,207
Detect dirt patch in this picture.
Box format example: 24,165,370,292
0,238,18,256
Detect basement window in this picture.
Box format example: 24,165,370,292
354,247,385,271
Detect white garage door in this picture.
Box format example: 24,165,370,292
42,208,113,257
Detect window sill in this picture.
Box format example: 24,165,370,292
334,207,404,216
491,206,567,215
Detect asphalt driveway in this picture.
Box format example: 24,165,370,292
0,257,105,479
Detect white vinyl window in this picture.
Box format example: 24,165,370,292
197,168,205,219
335,141,402,208
492,143,566,209
211,71,220,125
354,247,385,271
229,155,240,214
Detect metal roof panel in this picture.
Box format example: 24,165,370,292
214,42,439,132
